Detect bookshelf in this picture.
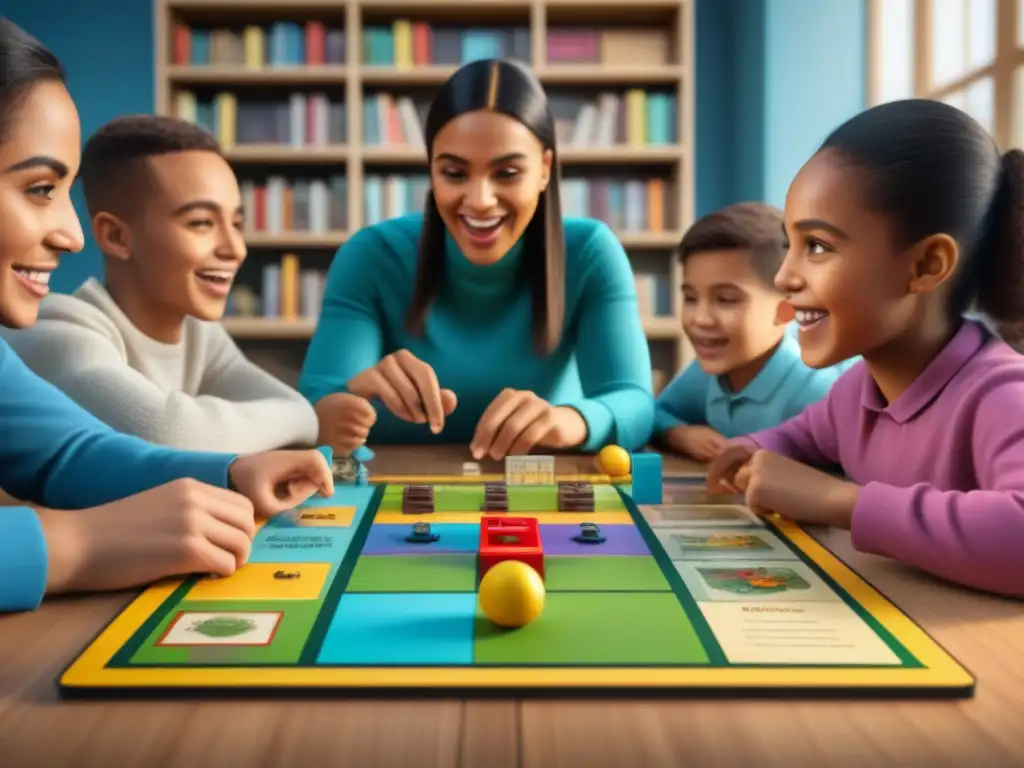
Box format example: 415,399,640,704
154,0,694,391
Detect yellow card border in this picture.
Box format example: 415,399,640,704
59,498,974,693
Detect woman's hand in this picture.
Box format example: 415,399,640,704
315,392,377,454
38,478,258,594
470,389,588,460
347,350,457,433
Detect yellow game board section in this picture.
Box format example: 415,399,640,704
187,563,331,601
372,511,634,525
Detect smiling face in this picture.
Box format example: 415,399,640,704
0,81,84,328
777,149,921,368
99,149,245,329
430,110,552,265
682,248,786,378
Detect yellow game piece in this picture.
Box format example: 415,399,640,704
596,445,631,478
478,560,546,628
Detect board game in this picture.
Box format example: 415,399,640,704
60,452,974,697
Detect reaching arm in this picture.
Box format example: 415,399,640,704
0,339,234,509
653,362,711,434
0,507,48,612
298,228,387,406
564,223,655,451
741,366,855,467
850,374,1024,597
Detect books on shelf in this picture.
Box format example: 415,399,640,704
552,91,676,147
364,174,430,225
364,21,530,66
546,27,671,66
227,255,326,322
172,22,346,67
240,176,347,233
364,93,425,146
174,90,346,150
561,178,669,232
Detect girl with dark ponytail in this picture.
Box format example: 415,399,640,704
707,98,1024,597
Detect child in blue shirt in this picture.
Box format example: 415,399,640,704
654,203,851,461
0,19,333,614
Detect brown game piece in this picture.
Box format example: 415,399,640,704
402,484,435,514
558,482,595,512
482,482,509,512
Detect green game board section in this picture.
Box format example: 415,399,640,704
473,593,708,664
379,483,626,512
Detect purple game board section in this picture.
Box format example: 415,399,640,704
538,524,649,555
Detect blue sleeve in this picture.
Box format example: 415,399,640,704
0,340,235,510
653,361,710,433
0,506,47,613
560,223,655,451
299,227,386,406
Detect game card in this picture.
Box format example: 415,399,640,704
698,600,902,666
641,503,764,529
674,559,840,603
661,487,747,505
654,526,797,562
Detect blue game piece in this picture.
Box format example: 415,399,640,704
356,464,369,486
353,446,375,462
406,522,440,543
629,452,663,504
572,522,606,544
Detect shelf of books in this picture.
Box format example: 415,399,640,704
156,0,693,391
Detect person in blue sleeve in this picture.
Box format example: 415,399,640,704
0,20,333,614
301,58,655,460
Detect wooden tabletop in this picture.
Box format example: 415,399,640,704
2,446,1021,766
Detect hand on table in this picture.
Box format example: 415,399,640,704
347,350,457,433
315,392,377,454
665,425,728,462
38,478,258,594
707,444,859,528
228,449,334,517
470,389,588,460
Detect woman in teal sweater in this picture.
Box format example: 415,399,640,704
0,20,331,613
301,59,654,460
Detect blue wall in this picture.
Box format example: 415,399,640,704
7,0,864,291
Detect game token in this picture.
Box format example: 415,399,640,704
595,444,631,477
406,522,440,543
558,482,594,512
478,560,546,628
402,484,435,514
572,522,606,544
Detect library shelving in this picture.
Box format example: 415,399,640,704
155,0,694,390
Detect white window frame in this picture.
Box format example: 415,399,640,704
867,0,1024,148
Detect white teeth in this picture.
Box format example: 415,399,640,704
463,216,503,229
196,270,233,280
795,309,828,325
14,269,51,285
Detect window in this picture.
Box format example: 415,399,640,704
868,0,1024,148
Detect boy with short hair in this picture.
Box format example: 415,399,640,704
1,115,373,454
654,202,852,461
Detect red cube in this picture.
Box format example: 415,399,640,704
478,515,544,581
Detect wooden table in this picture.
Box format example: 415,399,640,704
2,446,1021,766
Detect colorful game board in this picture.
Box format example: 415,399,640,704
59,480,974,696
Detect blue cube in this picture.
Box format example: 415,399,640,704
629,452,662,504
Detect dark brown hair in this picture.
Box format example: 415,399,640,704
406,58,565,355
678,202,786,286
80,114,222,218
0,18,65,141
818,99,1024,331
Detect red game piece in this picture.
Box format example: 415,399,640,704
478,515,544,581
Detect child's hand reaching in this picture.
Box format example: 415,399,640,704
38,478,258,594
666,425,728,461
228,449,335,517
314,392,377,454
709,445,859,528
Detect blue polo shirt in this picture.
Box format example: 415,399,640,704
653,332,853,438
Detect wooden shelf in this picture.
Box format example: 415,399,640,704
223,315,680,340
158,0,694,372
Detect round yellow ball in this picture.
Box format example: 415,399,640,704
478,560,546,628
596,445,631,477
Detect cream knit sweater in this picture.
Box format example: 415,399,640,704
0,278,319,452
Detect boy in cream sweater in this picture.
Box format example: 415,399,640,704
0,115,374,454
